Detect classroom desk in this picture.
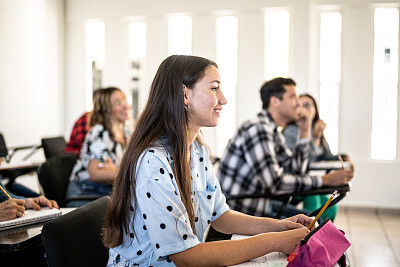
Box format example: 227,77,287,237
0,161,42,187
0,208,75,266
308,160,351,171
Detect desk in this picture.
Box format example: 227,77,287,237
308,160,350,171
0,161,42,188
0,208,74,266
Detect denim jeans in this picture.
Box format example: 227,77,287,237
66,180,111,207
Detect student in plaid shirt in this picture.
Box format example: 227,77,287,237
65,112,90,155
218,77,353,217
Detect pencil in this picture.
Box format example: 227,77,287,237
308,190,338,230
338,155,345,170
0,184,11,199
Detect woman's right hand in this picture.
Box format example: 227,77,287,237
276,228,310,254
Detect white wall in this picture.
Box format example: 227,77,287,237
1,0,399,208
0,0,64,148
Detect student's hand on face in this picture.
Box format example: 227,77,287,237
322,169,353,186
25,196,59,210
313,119,326,138
296,108,312,138
0,198,26,221
277,228,310,254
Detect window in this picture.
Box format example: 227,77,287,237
168,15,192,55
216,16,238,156
371,8,399,160
264,9,290,80
128,21,147,120
319,12,342,154
85,20,105,110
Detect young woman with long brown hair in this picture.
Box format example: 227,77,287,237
103,55,314,266
66,87,131,207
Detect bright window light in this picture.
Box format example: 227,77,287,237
319,12,342,154
371,8,399,160
168,16,192,55
216,16,238,157
264,9,290,80
128,21,146,59
85,20,105,110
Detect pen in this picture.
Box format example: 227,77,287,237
308,190,338,230
0,184,11,199
338,155,345,170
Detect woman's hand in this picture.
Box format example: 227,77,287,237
313,119,326,138
276,228,310,254
25,196,59,210
275,214,314,231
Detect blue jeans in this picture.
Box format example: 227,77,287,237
66,180,111,207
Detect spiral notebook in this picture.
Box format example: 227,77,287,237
0,207,62,231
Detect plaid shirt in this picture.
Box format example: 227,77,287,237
218,110,322,216
65,112,90,155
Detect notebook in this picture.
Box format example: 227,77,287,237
0,207,62,231
229,234,287,266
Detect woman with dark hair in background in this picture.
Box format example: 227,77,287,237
66,87,131,207
103,55,315,266
283,93,353,221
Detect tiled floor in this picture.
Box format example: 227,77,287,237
334,207,400,267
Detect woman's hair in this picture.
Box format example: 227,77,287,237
90,87,123,143
103,55,218,248
300,93,320,125
299,93,329,151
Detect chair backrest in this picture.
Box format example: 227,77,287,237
41,196,110,267
0,133,8,158
37,154,78,207
41,136,66,159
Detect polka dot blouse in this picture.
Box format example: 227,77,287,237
108,140,229,266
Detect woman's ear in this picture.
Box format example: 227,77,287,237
183,84,189,105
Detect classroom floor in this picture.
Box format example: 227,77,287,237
335,206,400,267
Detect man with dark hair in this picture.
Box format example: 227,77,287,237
218,77,353,217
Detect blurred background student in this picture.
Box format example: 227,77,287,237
282,93,353,221
66,87,131,207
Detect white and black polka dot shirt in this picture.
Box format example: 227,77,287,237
109,140,229,266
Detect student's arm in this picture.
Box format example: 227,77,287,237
211,209,313,235
88,158,117,184
170,228,309,267
170,211,312,266
242,123,320,194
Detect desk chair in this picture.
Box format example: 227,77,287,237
0,132,41,196
41,196,110,267
0,132,41,163
41,136,66,159
37,154,101,207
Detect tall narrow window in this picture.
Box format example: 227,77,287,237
264,9,290,80
371,8,399,160
128,21,147,120
85,20,105,110
216,16,238,156
168,15,192,55
319,12,342,154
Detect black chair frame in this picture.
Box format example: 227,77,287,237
225,184,351,219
